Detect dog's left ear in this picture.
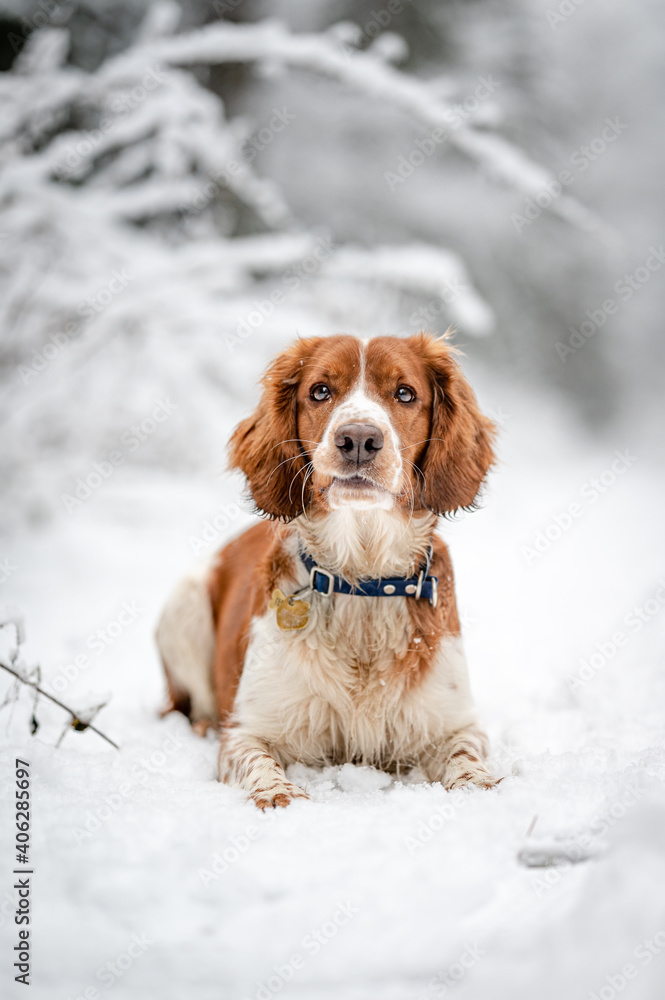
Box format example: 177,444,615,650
415,334,496,516
229,338,321,521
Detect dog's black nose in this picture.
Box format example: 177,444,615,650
334,423,384,464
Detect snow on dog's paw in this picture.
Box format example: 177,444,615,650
250,783,309,810
444,770,503,791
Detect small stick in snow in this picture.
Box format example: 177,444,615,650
0,658,120,750
0,613,119,749
0,660,120,750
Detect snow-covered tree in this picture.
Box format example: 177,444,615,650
0,1,608,518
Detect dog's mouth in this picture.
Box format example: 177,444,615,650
324,473,395,511
332,474,386,492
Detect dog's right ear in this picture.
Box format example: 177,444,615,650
229,338,322,521
414,333,496,516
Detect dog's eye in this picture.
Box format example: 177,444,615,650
395,385,416,403
310,383,331,402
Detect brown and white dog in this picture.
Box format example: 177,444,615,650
156,332,499,807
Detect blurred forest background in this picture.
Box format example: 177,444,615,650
0,0,663,525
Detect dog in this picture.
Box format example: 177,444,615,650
156,332,499,807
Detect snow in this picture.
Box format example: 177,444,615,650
323,244,495,337
1,381,665,1000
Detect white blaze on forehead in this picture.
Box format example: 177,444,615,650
329,387,396,429
359,340,371,399
327,338,395,435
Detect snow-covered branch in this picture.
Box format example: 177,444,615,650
102,16,606,234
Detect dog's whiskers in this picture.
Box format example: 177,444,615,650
287,461,314,508
266,454,303,485
398,439,447,453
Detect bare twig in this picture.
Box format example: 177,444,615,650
0,658,120,749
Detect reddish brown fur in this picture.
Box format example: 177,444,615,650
400,537,461,689
207,521,302,721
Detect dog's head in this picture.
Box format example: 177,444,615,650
229,333,495,520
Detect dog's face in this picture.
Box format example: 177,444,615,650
295,336,435,512
230,333,495,520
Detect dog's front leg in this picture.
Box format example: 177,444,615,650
218,727,309,809
424,726,500,790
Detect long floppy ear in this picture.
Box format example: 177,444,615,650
416,333,496,516
228,338,322,521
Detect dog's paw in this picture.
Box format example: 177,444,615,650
444,769,503,791
191,718,217,737
250,782,309,810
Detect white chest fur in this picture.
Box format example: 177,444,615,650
234,510,478,770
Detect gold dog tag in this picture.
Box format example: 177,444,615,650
269,589,286,610
270,589,310,630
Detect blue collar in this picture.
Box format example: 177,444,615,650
299,545,438,607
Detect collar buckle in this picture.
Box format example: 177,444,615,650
415,569,438,607
309,565,335,597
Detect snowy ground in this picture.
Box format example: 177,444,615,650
1,373,665,1000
